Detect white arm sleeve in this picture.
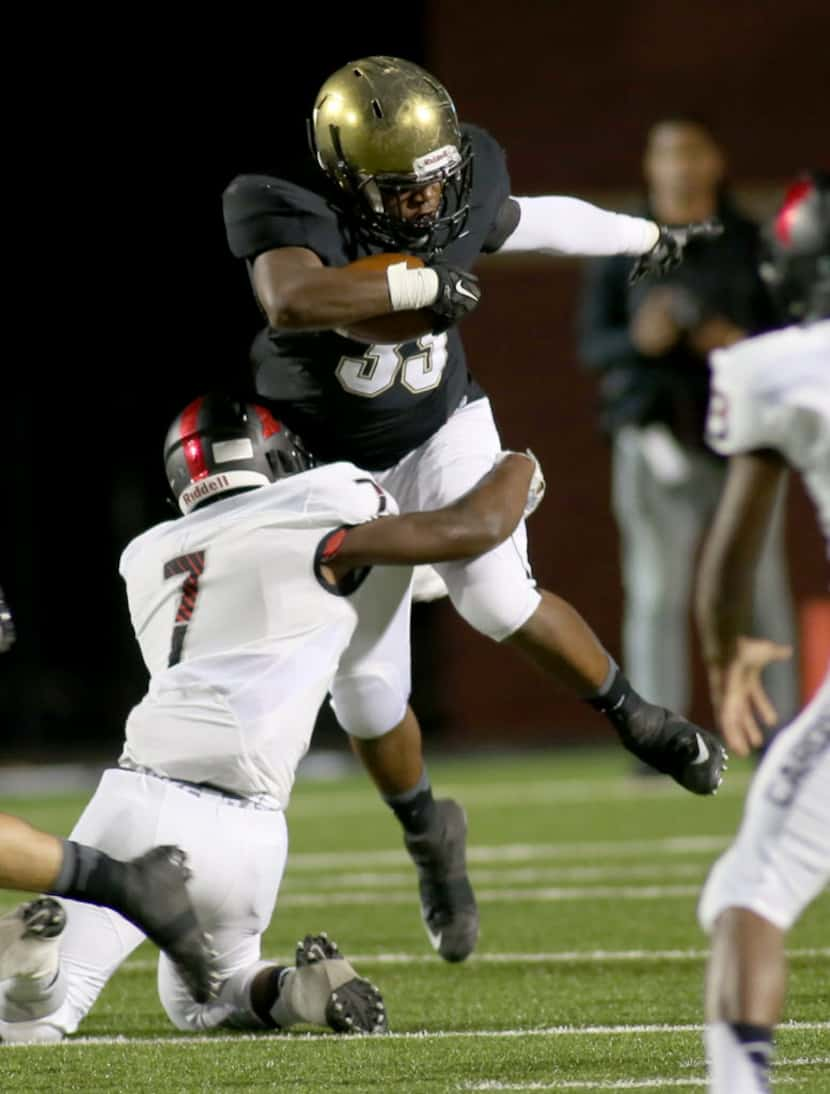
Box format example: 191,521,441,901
498,195,660,256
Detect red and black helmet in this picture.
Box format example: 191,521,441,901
164,393,315,515
762,170,830,321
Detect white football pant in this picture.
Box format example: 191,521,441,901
375,397,541,642
699,669,830,933
0,768,288,1040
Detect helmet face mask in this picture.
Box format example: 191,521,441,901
354,140,473,254
165,394,315,516
310,56,474,257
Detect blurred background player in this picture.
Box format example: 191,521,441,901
222,58,726,870
0,585,219,1006
579,116,799,747
695,171,830,1093
0,393,539,1042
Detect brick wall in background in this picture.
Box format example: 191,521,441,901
412,254,826,745
408,0,828,743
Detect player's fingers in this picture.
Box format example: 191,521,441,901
750,678,779,728
721,699,753,757
739,698,766,751
764,642,793,663
747,639,792,669
723,722,752,758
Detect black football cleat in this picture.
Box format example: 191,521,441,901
589,675,727,796
655,715,728,795
118,846,222,1004
622,705,727,795
404,799,479,962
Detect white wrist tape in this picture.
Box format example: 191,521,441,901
386,262,440,311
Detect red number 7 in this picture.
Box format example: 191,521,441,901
163,551,206,667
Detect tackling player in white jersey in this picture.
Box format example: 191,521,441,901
695,171,830,1093
0,392,539,1042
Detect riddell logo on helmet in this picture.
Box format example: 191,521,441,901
413,145,460,179
182,475,231,509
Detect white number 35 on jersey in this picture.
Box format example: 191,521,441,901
336,334,449,398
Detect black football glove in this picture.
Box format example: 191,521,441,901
0,585,15,653
628,219,724,285
427,262,481,330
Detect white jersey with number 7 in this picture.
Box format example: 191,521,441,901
118,462,405,809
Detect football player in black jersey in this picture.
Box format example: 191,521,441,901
223,56,727,963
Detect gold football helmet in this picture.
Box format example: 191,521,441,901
309,56,473,255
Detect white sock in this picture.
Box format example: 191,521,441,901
705,1021,772,1093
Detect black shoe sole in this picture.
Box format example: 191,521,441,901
325,977,388,1034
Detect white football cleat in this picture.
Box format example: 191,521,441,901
0,897,66,982
270,933,387,1034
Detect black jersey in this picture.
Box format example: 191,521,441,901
223,125,515,470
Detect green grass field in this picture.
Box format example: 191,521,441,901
1,748,828,1091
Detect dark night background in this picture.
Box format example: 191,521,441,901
2,4,828,764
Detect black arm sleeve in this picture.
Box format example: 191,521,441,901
577,255,640,372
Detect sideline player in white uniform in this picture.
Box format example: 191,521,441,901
0,587,218,1003
0,392,539,1043
695,171,830,1093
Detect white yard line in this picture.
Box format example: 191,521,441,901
461,1081,710,1091
119,947,830,974
4,1021,828,1049
288,836,731,870
460,1059,830,1091
275,884,703,905
287,775,751,817
281,862,709,889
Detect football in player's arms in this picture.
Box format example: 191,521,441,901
337,253,436,344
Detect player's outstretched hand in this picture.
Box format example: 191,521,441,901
628,219,724,285
708,636,793,757
428,262,481,328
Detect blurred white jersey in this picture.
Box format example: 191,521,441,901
118,462,402,809
706,319,830,553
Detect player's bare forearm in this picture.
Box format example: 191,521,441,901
0,813,63,891
695,451,788,665
329,454,535,577
252,247,391,330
